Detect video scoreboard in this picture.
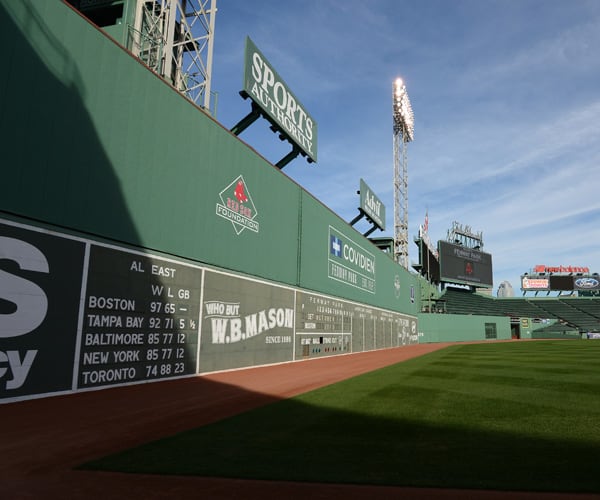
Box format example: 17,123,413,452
438,241,493,288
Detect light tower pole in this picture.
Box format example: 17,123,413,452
392,78,414,269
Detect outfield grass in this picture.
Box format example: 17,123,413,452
82,340,600,493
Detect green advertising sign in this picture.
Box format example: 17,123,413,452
359,178,386,231
243,36,318,162
328,225,376,294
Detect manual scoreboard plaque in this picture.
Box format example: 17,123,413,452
77,245,201,388
295,291,418,359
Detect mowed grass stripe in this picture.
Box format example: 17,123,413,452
433,358,600,375
82,340,600,493
411,366,600,398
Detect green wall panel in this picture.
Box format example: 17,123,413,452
418,314,511,343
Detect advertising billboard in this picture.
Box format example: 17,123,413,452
242,36,318,162
0,221,85,398
520,272,600,292
359,178,385,231
200,270,295,373
328,225,376,294
521,276,550,290
438,241,493,288
574,276,600,291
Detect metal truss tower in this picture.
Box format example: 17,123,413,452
129,0,217,113
447,221,484,250
392,78,414,269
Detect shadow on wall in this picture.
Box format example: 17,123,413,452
1,0,138,240
0,1,196,400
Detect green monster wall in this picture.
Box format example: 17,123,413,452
0,1,420,402
0,1,420,312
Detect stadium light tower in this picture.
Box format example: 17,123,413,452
392,77,414,269
129,0,217,113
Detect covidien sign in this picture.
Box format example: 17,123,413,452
328,226,375,293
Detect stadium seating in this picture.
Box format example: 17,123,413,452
529,322,580,339
561,298,600,320
528,299,600,331
440,288,600,333
494,298,552,319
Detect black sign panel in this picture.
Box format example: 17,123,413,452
438,241,493,288
0,221,85,399
549,275,574,291
77,245,200,389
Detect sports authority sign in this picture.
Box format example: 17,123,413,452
243,36,318,162
0,221,85,398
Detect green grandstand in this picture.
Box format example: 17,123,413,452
433,287,600,338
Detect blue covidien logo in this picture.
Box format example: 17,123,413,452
330,235,342,257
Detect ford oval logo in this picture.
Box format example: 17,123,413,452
575,278,599,288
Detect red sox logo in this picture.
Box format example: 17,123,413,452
215,175,259,235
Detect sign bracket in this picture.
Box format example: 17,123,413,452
230,99,262,136
349,208,379,237
275,144,301,169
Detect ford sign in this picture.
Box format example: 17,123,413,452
575,277,600,289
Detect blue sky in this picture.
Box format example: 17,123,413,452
209,0,600,295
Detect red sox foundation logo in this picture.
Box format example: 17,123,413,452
215,175,260,235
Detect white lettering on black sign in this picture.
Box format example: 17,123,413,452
78,245,200,388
